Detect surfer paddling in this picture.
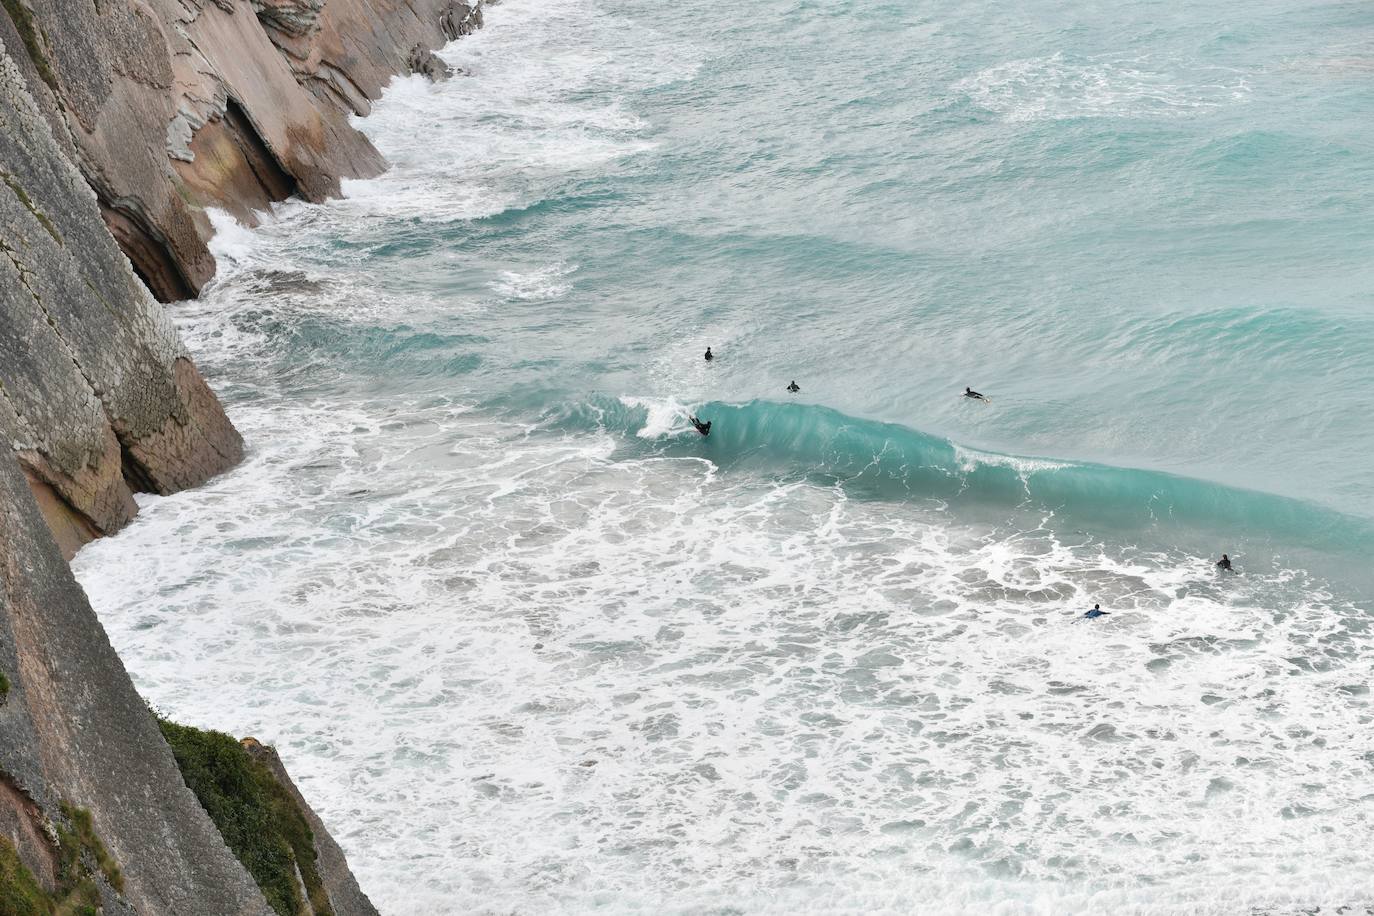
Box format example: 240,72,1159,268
1216,553,1233,572
690,416,712,437
964,387,988,402
787,380,800,393
1081,603,1107,620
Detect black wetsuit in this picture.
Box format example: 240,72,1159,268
787,382,800,392
964,388,985,400
704,348,714,361
1216,556,1233,571
1083,606,1107,619
691,417,711,437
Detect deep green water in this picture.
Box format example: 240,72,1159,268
75,0,1374,911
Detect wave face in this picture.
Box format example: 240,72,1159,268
72,0,1374,912
558,396,1374,551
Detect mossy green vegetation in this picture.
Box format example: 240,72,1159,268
0,836,48,916
56,803,122,894
157,718,333,916
0,669,9,702
0,804,120,916
0,0,58,93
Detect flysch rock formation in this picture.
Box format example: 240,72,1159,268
3,0,482,303
0,35,244,559
2,0,483,554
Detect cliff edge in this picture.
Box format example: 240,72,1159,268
0,36,244,558
2,0,480,303
1,0,486,910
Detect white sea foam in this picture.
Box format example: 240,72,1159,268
952,444,1071,476
618,395,697,439
73,1,1374,914
955,53,1251,121
76,392,1374,913
491,261,578,300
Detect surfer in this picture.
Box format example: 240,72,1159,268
690,416,712,437
787,380,800,393
964,387,987,401
1082,604,1107,620
704,347,714,362
1216,553,1233,572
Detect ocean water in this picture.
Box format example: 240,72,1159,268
72,0,1374,912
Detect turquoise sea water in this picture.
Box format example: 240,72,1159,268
75,0,1374,912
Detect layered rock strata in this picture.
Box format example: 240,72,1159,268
3,0,481,303
0,37,243,558
2,0,483,553
1,0,486,907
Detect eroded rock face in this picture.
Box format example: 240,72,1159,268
3,0,218,301
2,0,487,548
0,449,272,914
0,0,489,907
409,42,454,82
265,0,480,117
252,0,327,39
0,39,242,555
2,0,483,301
2,0,382,300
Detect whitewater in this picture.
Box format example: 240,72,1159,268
73,0,1374,912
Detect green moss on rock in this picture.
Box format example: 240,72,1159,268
157,718,332,916
0,806,118,916
56,803,122,894
0,836,48,916
0,0,58,94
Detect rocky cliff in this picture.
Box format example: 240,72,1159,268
1,0,485,910
0,446,271,913
3,0,482,557
3,0,480,304
1,447,383,914
0,37,243,558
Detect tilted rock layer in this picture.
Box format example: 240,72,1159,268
2,0,483,552
4,0,481,301
0,37,243,557
1,449,383,914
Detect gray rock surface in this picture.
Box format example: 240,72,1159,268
0,448,272,914
0,1,491,907
262,0,481,117
408,42,454,81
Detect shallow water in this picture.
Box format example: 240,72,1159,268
74,0,1374,911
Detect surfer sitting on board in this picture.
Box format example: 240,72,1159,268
1216,553,1233,572
964,387,988,401
787,380,800,392
1082,604,1107,620
690,416,712,437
